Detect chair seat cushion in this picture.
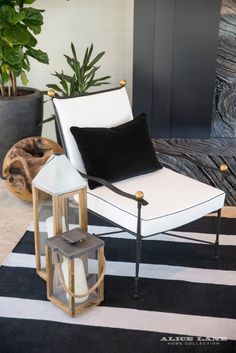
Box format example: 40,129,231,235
87,167,225,237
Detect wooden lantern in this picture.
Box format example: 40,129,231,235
32,153,87,280
45,229,105,317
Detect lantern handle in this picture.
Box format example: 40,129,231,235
54,253,106,299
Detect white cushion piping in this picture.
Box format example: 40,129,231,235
88,191,225,221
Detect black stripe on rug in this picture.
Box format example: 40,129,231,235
1,266,236,319
12,231,236,271
177,216,236,235
0,317,235,353
102,238,236,270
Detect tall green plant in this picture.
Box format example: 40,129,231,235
0,0,49,96
43,42,111,124
47,42,110,97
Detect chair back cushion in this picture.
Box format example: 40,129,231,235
53,87,133,173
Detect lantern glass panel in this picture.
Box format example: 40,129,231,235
51,248,101,308
36,192,80,275
37,190,53,273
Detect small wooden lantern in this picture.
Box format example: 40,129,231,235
45,228,105,317
32,153,87,280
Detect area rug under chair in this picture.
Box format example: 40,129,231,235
1,214,236,353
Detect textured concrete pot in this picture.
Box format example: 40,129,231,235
0,87,43,174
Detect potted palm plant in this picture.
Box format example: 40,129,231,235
44,42,111,144
44,43,110,117
0,0,49,171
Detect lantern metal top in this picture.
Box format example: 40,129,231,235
32,154,86,195
46,229,104,259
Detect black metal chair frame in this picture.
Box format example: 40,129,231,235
52,90,227,298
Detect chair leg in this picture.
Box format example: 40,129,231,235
134,200,143,299
214,209,222,258
134,235,142,299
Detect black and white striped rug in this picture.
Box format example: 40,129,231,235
1,214,236,353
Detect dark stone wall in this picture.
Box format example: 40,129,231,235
153,138,236,205
211,0,236,138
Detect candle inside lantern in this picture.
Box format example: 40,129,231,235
46,216,66,238
61,258,89,304
46,217,89,304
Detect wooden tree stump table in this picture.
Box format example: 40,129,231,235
2,137,63,202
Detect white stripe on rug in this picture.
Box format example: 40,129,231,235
4,253,236,286
0,297,235,340
27,222,236,246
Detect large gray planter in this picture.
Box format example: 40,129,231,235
0,87,43,174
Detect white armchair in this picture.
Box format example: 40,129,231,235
50,84,226,297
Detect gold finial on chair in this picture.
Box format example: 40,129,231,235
135,191,144,201
219,164,228,173
47,89,56,97
119,79,127,87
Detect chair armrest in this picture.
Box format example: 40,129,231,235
78,171,149,206
158,151,228,175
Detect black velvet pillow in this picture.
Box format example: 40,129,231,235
70,114,162,189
